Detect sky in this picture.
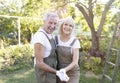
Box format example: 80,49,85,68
1,0,22,7
97,0,109,4
79,0,109,4
1,0,119,13
6,0,109,4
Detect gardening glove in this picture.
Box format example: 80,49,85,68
59,69,66,74
56,70,69,81
59,69,69,81
56,71,65,81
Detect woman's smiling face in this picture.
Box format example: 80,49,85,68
59,17,75,36
62,22,73,35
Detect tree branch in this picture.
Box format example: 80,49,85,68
97,0,115,37
88,0,94,26
75,1,95,31
77,2,88,10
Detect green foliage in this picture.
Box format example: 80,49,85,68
84,56,102,73
99,37,109,55
0,0,120,45
0,44,33,73
68,6,76,19
0,17,17,39
79,50,103,74
77,35,91,51
0,0,59,45
20,18,41,43
78,35,120,75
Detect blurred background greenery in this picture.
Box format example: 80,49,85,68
0,0,120,83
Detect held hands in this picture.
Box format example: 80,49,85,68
56,69,69,81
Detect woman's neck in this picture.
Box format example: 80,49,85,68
60,34,70,42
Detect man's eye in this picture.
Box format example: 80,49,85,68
65,24,68,26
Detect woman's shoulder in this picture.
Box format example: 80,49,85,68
70,36,78,41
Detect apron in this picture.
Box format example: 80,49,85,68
55,36,80,83
35,31,56,83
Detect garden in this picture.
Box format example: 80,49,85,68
0,0,120,83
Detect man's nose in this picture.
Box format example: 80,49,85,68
51,24,56,28
51,24,57,29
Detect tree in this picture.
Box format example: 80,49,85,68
75,0,115,58
0,0,54,43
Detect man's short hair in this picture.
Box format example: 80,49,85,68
43,12,58,21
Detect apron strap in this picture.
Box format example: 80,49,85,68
55,35,59,70
55,35,58,45
70,38,77,46
55,35,77,46
39,31,50,41
39,31,56,48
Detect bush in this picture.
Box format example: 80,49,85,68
0,44,33,73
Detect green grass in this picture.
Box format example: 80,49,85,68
80,74,101,83
0,67,37,83
0,66,100,83
0,65,120,83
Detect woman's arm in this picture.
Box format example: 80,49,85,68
64,48,79,72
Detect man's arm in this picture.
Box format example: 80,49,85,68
34,43,56,74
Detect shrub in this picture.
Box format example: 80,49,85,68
0,44,33,73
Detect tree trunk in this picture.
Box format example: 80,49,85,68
75,0,115,58
90,31,103,58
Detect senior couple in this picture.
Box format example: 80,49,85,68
32,12,80,83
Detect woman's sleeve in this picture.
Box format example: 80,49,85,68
73,39,81,48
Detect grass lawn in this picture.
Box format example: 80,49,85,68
0,67,37,83
0,66,120,83
0,66,101,83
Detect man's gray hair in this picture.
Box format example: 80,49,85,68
43,12,58,20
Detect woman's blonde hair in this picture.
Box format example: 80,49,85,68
59,17,75,35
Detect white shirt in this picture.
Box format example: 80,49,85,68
32,28,53,58
57,35,80,48
32,28,54,66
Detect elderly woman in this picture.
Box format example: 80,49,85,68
55,17,81,83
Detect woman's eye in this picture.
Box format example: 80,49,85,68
69,25,73,27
